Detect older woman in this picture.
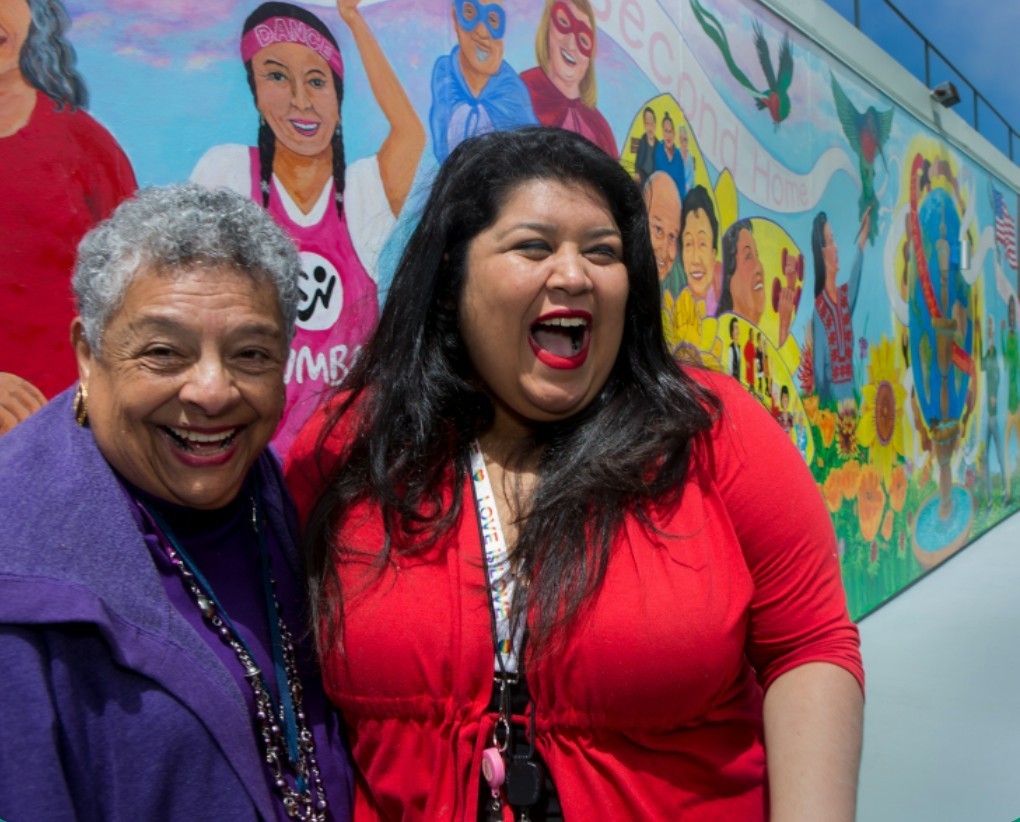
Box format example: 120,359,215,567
287,128,864,820
520,0,617,158
191,0,424,455
0,186,351,820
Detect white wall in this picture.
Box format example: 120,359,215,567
856,512,1020,820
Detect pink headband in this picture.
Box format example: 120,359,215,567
241,16,344,79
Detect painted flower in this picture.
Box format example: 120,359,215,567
881,509,894,541
802,394,820,424
857,336,907,484
822,472,843,513
662,289,724,370
841,459,862,500
817,410,836,448
888,465,908,512
857,464,887,542
836,405,858,458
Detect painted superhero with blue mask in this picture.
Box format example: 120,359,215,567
429,0,536,162
455,0,506,40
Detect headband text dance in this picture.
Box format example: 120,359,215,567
241,16,345,79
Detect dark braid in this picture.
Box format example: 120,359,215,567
330,77,346,219
257,117,276,208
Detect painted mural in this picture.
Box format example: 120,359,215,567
1,0,1018,617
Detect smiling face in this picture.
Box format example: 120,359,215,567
645,174,681,281
252,41,339,161
0,0,31,77
729,227,765,323
662,118,675,151
546,0,593,99
682,207,716,300
75,266,288,510
458,178,628,436
453,0,504,81
643,109,656,140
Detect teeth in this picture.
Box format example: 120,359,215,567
475,47,489,62
292,121,318,134
168,426,236,444
560,48,576,66
537,317,588,328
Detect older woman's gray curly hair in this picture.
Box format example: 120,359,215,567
21,0,87,109
73,184,301,350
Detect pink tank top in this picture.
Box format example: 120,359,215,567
250,148,379,455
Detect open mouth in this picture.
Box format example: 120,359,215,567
290,119,320,136
474,46,490,63
162,425,240,456
688,266,705,281
559,48,577,67
528,312,591,369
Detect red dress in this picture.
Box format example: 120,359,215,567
286,372,863,820
0,91,136,398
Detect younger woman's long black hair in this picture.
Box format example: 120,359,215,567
242,2,347,217
304,127,720,658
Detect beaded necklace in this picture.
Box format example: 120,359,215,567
138,476,327,820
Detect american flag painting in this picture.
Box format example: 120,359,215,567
992,188,1018,270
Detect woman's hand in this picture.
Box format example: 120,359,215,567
0,373,47,434
335,0,424,216
336,0,361,26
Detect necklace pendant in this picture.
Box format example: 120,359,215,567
195,595,215,618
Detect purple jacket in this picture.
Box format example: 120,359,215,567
0,389,353,821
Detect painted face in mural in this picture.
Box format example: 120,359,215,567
643,109,656,140
678,126,689,158
547,0,593,99
729,227,765,323
662,117,675,152
682,207,716,300
252,41,339,160
0,0,32,77
453,0,505,81
458,178,628,428
73,266,288,510
645,173,681,281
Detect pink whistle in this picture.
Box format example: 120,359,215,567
481,748,505,789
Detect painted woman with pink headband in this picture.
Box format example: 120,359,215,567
192,0,424,455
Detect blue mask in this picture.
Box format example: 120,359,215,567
454,0,506,40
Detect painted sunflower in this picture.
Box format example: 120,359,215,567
662,289,724,370
857,336,907,484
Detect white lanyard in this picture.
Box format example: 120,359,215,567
469,438,523,676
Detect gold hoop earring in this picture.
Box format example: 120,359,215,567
74,383,89,428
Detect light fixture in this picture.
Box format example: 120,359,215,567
931,81,961,108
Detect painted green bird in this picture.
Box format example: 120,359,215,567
830,73,894,245
690,0,793,127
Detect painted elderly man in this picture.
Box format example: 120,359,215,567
643,171,683,297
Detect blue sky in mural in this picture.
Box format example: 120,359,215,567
821,0,1020,161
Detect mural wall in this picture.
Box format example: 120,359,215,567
1,0,1018,617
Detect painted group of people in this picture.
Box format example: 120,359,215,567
1,123,866,819
430,0,617,162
